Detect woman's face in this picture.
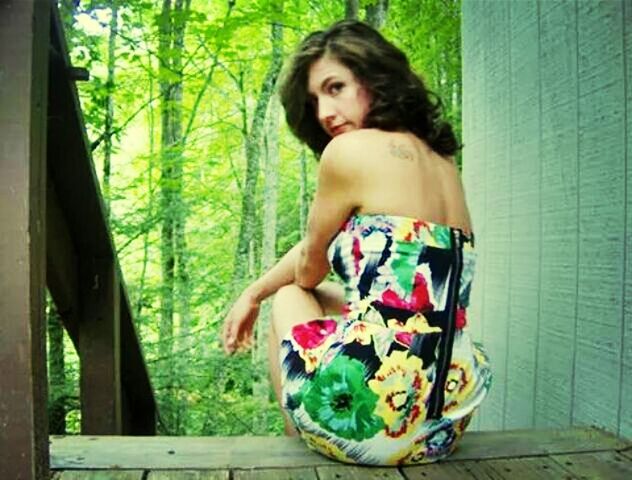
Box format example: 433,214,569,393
307,55,372,138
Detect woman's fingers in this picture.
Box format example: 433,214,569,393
224,316,250,354
223,315,238,354
223,298,259,355
235,323,253,350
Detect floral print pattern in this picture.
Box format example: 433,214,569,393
301,355,384,440
280,214,492,465
367,350,431,438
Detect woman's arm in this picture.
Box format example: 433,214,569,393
295,132,364,289
224,132,365,353
222,244,346,354
223,241,303,354
248,241,303,303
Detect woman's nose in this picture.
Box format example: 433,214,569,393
317,98,336,124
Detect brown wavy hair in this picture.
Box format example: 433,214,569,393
279,20,460,157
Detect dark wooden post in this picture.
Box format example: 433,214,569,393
0,1,50,479
79,257,123,434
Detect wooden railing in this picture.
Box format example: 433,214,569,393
0,2,156,478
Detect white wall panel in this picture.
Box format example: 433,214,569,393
504,0,540,430
535,0,578,429
462,0,630,437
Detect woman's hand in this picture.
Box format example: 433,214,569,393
222,290,260,355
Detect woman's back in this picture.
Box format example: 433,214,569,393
348,129,473,235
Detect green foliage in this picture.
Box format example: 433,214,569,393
48,0,462,436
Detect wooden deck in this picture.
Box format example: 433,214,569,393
50,427,632,479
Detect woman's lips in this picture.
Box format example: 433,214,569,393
330,123,349,136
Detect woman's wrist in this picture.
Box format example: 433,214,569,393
243,284,263,304
246,280,279,305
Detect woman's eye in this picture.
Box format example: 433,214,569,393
329,82,343,95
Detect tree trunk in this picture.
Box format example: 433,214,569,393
365,0,389,29
157,0,190,435
232,8,284,289
136,66,156,319
103,0,119,218
253,91,281,431
172,0,191,362
48,301,66,435
345,0,359,20
158,1,175,433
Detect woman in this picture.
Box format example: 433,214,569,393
222,20,491,465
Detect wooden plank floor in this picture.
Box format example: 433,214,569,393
50,427,632,479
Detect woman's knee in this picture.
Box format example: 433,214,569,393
271,284,323,338
273,284,304,304
273,284,321,315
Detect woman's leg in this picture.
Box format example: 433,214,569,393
268,327,298,436
268,284,325,436
312,281,346,316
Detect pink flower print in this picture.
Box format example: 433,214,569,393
352,236,363,275
455,308,467,329
291,319,337,350
410,274,433,311
381,274,432,312
394,331,413,347
412,219,426,237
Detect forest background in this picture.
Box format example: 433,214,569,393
47,0,462,436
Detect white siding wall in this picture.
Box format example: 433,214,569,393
461,0,631,438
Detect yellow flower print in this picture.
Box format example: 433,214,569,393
392,217,417,242
442,359,475,415
302,431,351,462
368,350,431,438
289,319,338,374
296,342,330,374
347,297,374,321
387,313,442,334
344,321,381,346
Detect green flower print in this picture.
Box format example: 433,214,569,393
302,355,384,440
433,224,451,248
391,240,420,296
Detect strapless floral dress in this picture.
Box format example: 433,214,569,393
280,214,492,465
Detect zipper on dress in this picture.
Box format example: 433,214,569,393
427,228,463,419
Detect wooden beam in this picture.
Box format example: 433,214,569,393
120,283,157,434
47,4,156,435
47,177,80,345
47,3,113,259
79,257,123,434
0,1,50,479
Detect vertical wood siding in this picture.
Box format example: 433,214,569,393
462,0,630,438
536,0,579,429
623,0,632,441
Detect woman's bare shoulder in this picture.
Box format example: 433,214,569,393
319,129,379,173
321,129,400,165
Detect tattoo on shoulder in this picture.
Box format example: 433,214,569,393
389,141,414,161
